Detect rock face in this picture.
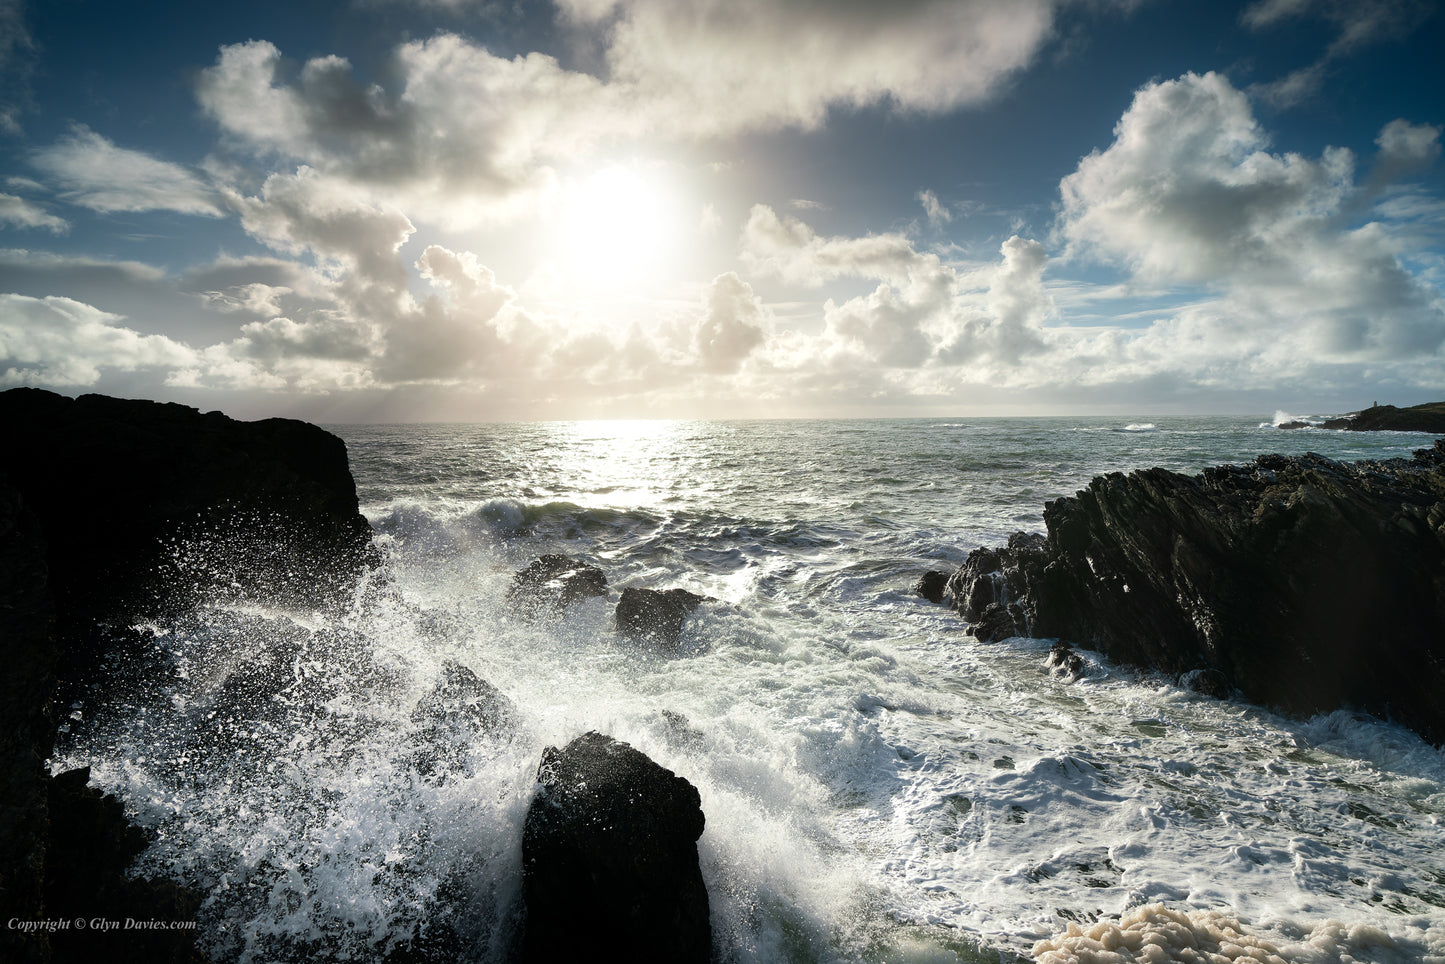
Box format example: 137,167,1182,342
0,389,377,963
1280,401,1445,434
522,731,711,963
946,442,1445,745
507,554,607,618
915,570,949,604
615,587,708,649
0,389,376,666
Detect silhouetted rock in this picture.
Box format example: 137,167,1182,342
1278,401,1445,434
522,731,711,963
0,388,377,684
946,441,1445,745
0,389,379,962
915,569,949,604
615,587,708,649
507,553,608,619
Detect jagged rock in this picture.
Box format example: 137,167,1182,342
507,554,608,618
522,731,711,963
945,441,1445,745
615,587,708,649
915,569,948,604
1047,642,1085,680
1179,668,1232,699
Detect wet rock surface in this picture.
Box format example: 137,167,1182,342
615,586,709,649
946,442,1445,744
522,731,711,963
1280,401,1445,434
506,553,608,619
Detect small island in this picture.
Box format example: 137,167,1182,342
1279,400,1445,433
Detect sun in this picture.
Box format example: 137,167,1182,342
550,163,681,292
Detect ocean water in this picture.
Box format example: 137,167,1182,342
56,415,1445,963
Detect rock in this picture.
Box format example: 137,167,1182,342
1322,401,1445,434
409,660,517,777
945,441,1445,745
946,532,1047,637
43,767,206,964
0,388,377,684
506,554,608,619
1179,668,1232,699
915,569,949,604
1047,642,1086,680
615,587,708,649
522,731,711,963
972,601,1028,642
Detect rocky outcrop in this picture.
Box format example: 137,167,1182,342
615,587,708,649
1280,401,1445,433
0,389,377,676
915,570,948,604
522,731,711,963
946,442,1445,745
0,389,378,963
506,554,607,619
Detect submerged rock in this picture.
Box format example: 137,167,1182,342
506,553,608,619
522,731,711,963
409,660,516,777
615,587,708,649
945,441,1445,745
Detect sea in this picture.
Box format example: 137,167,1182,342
56,414,1445,963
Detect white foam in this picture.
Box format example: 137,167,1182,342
1031,903,1444,964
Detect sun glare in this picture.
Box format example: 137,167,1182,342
550,164,680,292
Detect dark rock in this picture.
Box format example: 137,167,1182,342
409,660,517,777
1047,642,1086,680
915,569,949,604
972,601,1028,642
522,731,711,963
0,479,54,964
946,532,1047,637
43,767,206,964
507,553,608,619
615,587,708,649
1321,401,1445,434
0,388,377,685
946,441,1445,745
1179,668,1232,699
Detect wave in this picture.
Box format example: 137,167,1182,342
1122,423,1156,433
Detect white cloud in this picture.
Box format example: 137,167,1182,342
196,2,1066,228
31,126,226,216
741,204,929,288
692,272,766,373
0,192,67,232
918,189,952,227
0,294,197,386
1055,71,1445,373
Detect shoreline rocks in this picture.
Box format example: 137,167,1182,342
942,441,1445,745
0,388,379,964
522,731,711,962
1279,400,1445,434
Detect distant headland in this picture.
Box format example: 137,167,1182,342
1277,400,1445,433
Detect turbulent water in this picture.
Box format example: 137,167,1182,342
57,415,1445,963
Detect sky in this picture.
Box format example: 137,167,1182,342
0,0,1442,422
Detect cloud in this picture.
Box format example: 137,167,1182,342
0,294,197,386
196,3,1067,227
1243,0,1433,106
569,0,1059,132
918,189,952,227
31,126,226,216
0,0,34,133
692,272,766,373
0,192,67,233
1056,71,1445,370
741,204,928,287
